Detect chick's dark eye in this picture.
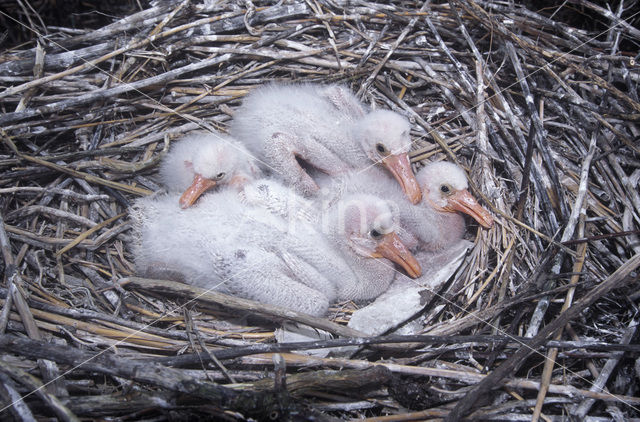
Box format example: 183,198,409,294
370,229,382,238
217,172,226,179
376,143,387,154
440,185,450,194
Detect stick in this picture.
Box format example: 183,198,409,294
123,276,368,338
445,252,640,421
0,335,307,421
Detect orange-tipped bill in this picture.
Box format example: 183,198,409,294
447,189,494,228
372,232,422,278
382,153,422,205
179,173,218,209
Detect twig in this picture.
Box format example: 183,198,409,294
0,4,309,102
0,187,110,202
234,366,391,396
525,131,598,338
0,360,80,422
572,317,639,418
445,252,640,421
0,208,18,334
154,333,640,367
0,370,37,422
55,213,125,256
532,215,587,421
2,135,152,196
238,352,640,406
357,0,431,96
505,40,567,220
0,335,303,420
123,276,368,338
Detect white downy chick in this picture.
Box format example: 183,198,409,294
336,161,493,252
230,83,421,204
130,191,422,316
130,191,336,316
322,193,422,300
159,132,260,208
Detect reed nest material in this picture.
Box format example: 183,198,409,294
1,0,639,420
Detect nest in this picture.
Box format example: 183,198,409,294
1,0,639,420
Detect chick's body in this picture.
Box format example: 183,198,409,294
230,83,421,203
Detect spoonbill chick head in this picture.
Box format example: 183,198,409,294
160,133,258,208
330,194,422,279
417,161,494,228
354,110,422,205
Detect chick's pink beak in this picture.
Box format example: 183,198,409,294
179,173,218,209
372,232,422,278
447,189,494,228
382,153,422,205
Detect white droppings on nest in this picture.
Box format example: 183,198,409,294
525,94,535,106
414,35,428,47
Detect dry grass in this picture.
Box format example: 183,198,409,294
1,0,639,420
